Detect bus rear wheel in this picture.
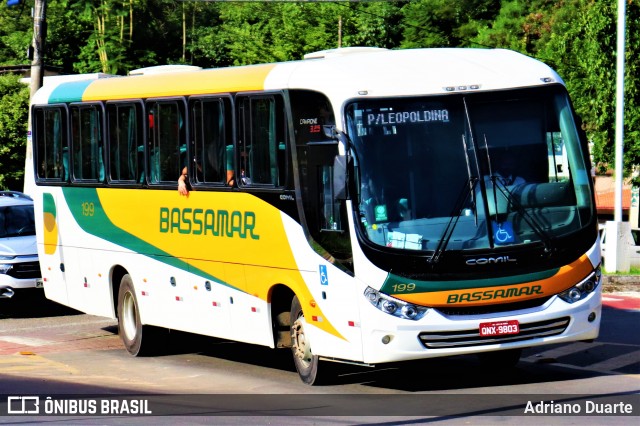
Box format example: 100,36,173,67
290,295,322,385
117,274,162,356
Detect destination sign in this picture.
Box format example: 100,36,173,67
366,109,450,126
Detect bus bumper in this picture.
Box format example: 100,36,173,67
359,289,602,365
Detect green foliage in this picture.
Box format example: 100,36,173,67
0,75,29,190
540,0,640,184
401,0,501,48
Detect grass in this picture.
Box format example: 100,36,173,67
603,266,640,276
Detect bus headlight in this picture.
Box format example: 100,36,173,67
364,287,428,321
558,267,601,304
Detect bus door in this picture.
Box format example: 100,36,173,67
33,105,70,306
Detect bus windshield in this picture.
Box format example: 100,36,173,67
346,86,594,254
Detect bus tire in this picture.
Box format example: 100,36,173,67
477,348,522,369
117,274,160,356
290,295,322,385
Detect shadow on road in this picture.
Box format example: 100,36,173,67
0,289,80,319
127,304,639,391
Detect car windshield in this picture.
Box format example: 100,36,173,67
0,205,36,238
345,86,594,254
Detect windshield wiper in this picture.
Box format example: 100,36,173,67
429,133,478,265
429,178,477,265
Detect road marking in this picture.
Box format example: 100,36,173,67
0,353,79,375
587,350,640,371
0,336,53,347
524,342,604,362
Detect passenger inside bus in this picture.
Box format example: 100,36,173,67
491,151,526,187
178,142,230,195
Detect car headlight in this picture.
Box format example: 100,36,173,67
0,264,13,274
364,286,429,320
558,267,601,304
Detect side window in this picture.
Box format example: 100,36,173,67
191,97,231,185
34,106,68,182
288,90,352,270
70,104,105,182
237,95,286,186
107,102,143,184
147,100,186,184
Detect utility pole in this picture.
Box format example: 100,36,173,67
30,0,46,99
605,0,629,272
24,0,47,195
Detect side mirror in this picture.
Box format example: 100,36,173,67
333,154,348,200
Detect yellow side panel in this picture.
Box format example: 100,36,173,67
96,189,295,271
96,188,346,341
82,64,277,101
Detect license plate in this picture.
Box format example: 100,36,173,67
479,320,519,337
35,279,44,288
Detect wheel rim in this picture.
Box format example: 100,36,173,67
292,315,313,368
122,291,137,341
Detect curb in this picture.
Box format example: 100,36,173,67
602,275,639,293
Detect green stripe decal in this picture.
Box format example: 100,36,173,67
60,187,233,290
43,192,56,217
49,80,95,104
381,269,559,294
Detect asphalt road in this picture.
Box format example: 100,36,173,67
0,288,638,425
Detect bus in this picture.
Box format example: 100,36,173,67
30,47,601,385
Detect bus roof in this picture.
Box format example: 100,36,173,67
32,48,563,105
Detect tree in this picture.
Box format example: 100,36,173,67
401,0,500,48
540,0,640,184
0,1,33,65
0,75,29,190
471,0,555,53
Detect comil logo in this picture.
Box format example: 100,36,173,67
7,396,40,414
465,255,517,266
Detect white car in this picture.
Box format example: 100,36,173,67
600,225,640,268
0,191,42,298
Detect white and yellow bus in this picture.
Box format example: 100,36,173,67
30,47,602,384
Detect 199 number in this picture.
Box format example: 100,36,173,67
82,201,95,217
391,283,416,292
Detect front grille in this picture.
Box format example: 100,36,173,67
418,317,570,349
7,261,41,279
435,296,552,316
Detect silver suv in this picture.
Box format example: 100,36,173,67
0,191,41,298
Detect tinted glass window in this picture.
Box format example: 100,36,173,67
0,205,35,238
34,106,68,181
71,104,104,182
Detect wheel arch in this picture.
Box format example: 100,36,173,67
110,265,128,319
269,283,295,348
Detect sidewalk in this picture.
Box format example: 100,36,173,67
602,275,639,293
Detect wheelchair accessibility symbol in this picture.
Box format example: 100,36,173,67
319,265,329,286
492,221,515,245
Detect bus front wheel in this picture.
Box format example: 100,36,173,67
117,274,160,356
290,295,322,385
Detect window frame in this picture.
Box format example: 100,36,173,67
106,100,145,187
188,95,234,189
145,97,188,187
235,92,288,189
33,103,70,185
69,102,106,185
